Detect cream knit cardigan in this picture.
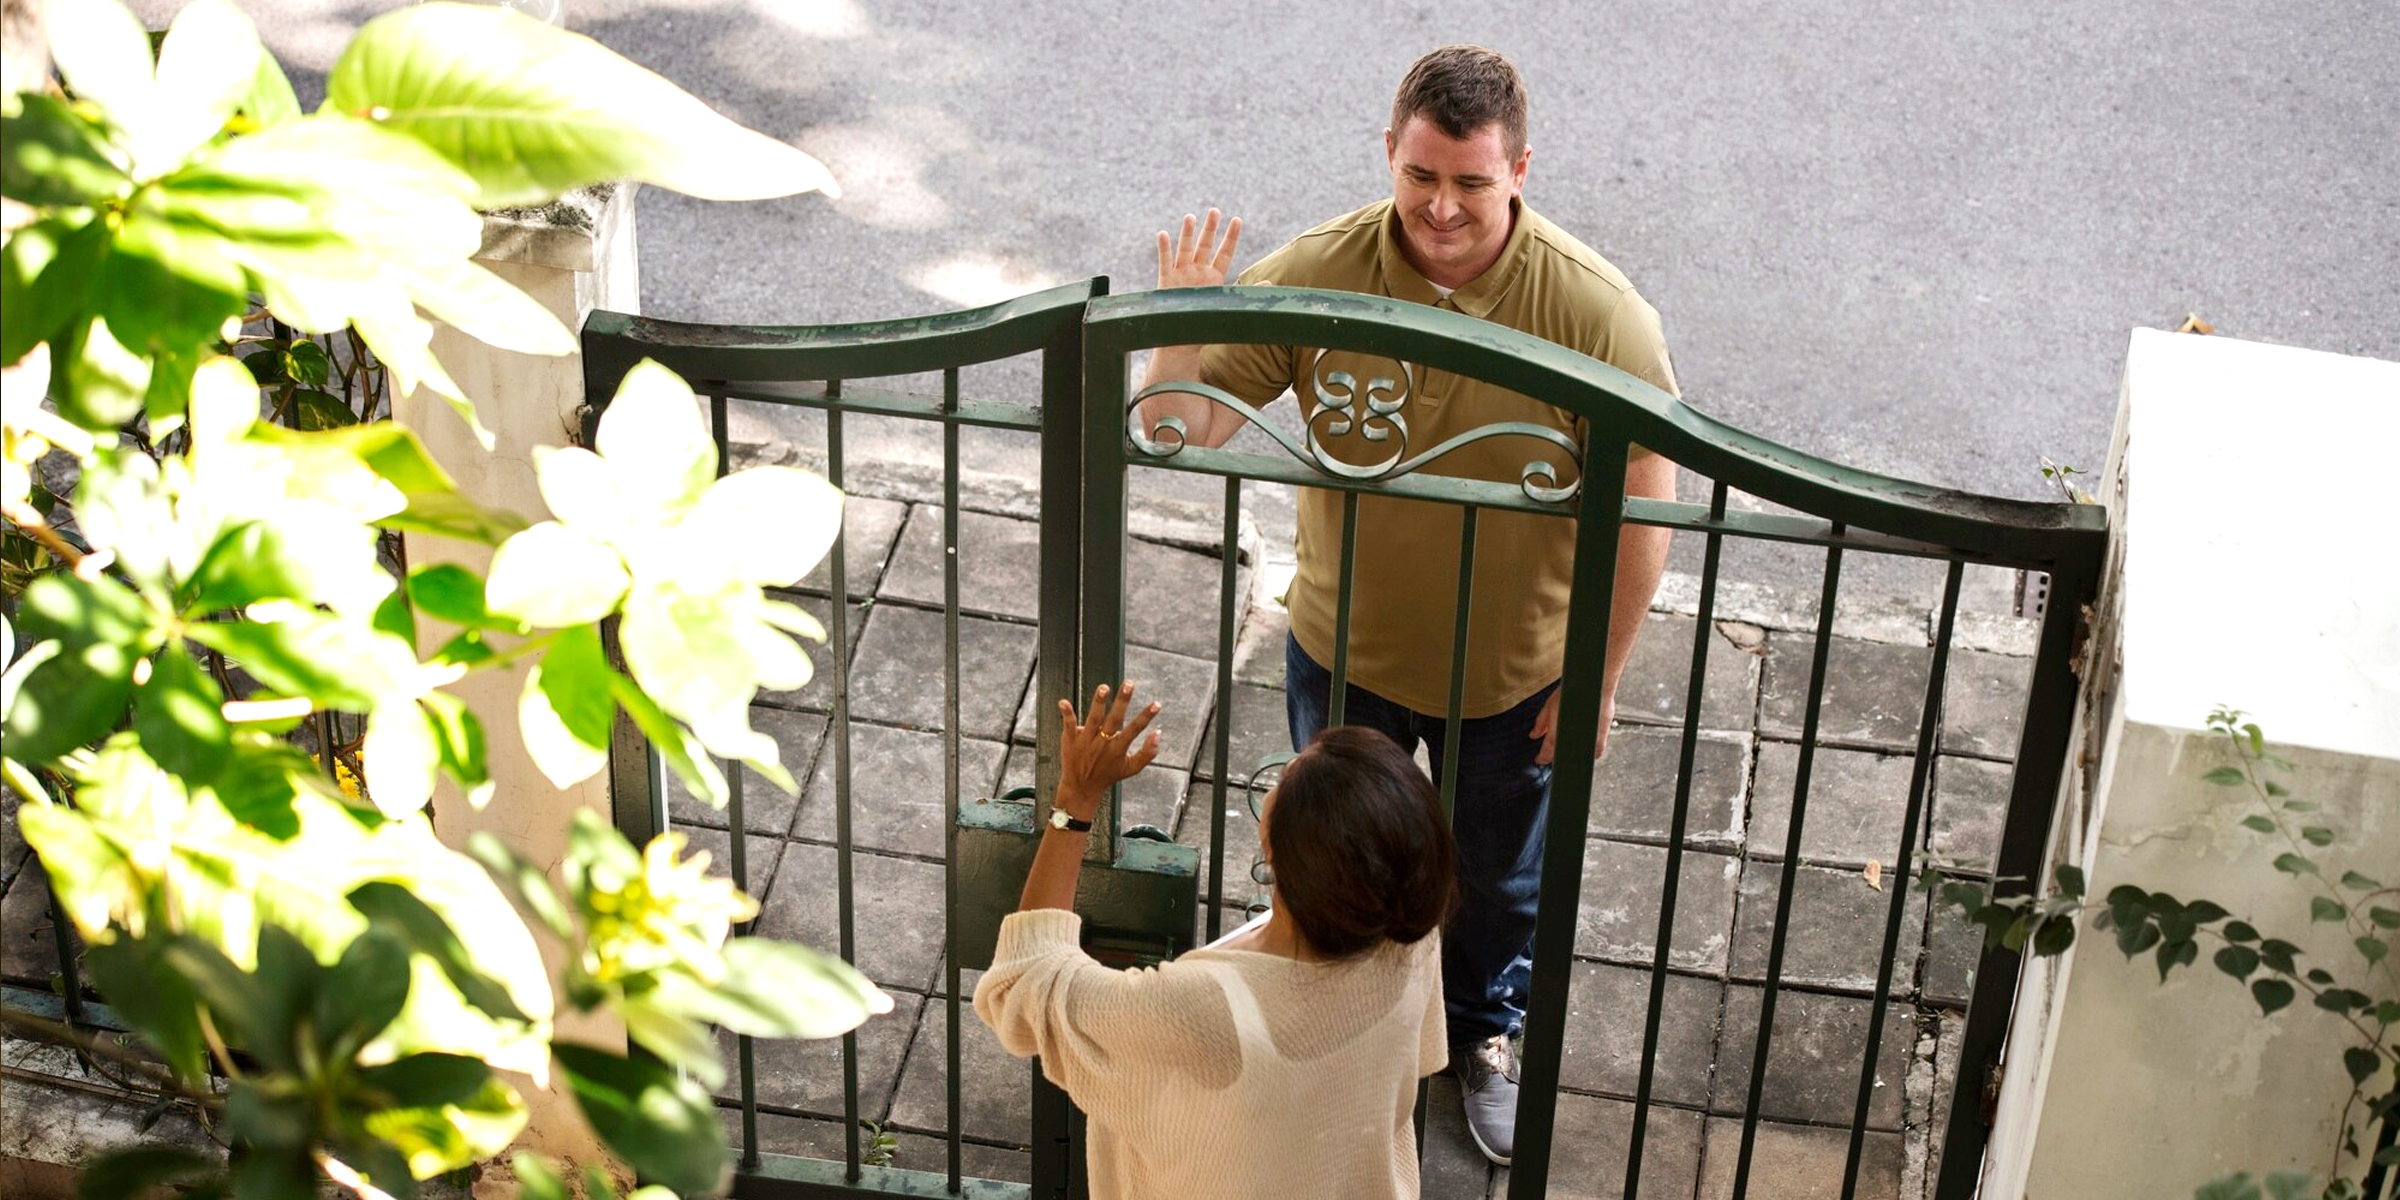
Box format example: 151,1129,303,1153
974,909,1444,1200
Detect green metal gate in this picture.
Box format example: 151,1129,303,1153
580,278,2107,1199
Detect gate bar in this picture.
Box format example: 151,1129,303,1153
1624,480,1730,1196
1327,492,1360,727
942,367,966,1192
827,390,863,1179
1436,507,1480,820
1843,560,1964,1197
712,390,765,1171
1205,477,1240,943
1731,530,1848,1198
1505,440,1630,1199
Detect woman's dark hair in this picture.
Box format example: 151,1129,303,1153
1390,44,1529,158
1266,726,1458,961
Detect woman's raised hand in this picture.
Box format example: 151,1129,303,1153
1055,682,1164,821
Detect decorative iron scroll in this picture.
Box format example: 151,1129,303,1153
1126,353,1583,503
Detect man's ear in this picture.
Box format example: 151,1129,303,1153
1511,144,1532,195
1383,126,1397,165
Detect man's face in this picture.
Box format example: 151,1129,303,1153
1385,115,1529,289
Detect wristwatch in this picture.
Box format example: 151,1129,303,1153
1049,808,1092,833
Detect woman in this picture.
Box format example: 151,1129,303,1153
974,682,1457,1199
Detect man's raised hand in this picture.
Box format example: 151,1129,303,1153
1156,208,1243,290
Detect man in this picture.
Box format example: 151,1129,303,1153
1135,46,1677,1166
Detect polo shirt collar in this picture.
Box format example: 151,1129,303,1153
1377,196,1532,320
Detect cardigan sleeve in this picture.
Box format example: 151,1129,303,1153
972,910,1241,1106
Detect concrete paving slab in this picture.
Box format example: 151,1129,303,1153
1525,1089,1707,1200
881,506,1040,621
889,989,1033,1145
1588,726,1750,852
1123,535,1254,661
1747,743,1921,868
789,495,911,600
755,596,869,714
667,706,829,836
1928,755,2011,870
1189,682,1292,785
1937,648,2032,759
1695,1114,1906,1200
1710,988,1916,1130
719,988,921,1119
1614,614,1762,734
1576,842,1741,973
755,842,948,993
1231,604,1289,690
847,604,1037,742
1557,960,1724,1108
1418,1071,1497,1199
1729,861,1926,995
1760,634,1933,751
792,721,1008,857
1919,898,1982,1011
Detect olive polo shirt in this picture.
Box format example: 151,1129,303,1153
1199,197,1677,718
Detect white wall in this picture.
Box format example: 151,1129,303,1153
1985,329,2400,1196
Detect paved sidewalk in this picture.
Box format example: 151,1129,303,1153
0,433,2042,1199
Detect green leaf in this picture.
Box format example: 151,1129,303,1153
422,690,493,808
519,624,614,790
1,92,134,207
237,44,300,126
2183,900,2230,925
2281,799,2319,813
347,881,528,1024
286,389,358,430
466,832,575,942
3,573,156,763
2031,915,2075,956
2258,939,2301,975
184,611,407,711
2194,1173,2260,1200
388,251,576,356
2305,968,2334,986
613,995,725,1088
2238,815,2276,833
2357,936,2389,966
407,563,496,629
325,4,837,208
133,648,232,784
317,928,414,1062
0,216,106,365
2154,937,2197,982
2341,871,2384,891
381,488,530,546
485,522,629,627
2311,896,2346,923
2114,918,2161,958
187,522,316,613
2300,826,2335,847
372,586,417,647
610,670,724,808
661,936,883,1041
363,696,442,818
514,1155,572,1200
2264,1173,2317,1200
2052,864,2085,898
2202,766,2246,786
2251,978,2295,1015
2222,920,2259,943
2273,853,2315,876
52,314,152,432
97,212,249,358
2212,945,2259,980
552,1042,726,1196
355,1066,527,1178
80,934,211,1082
76,1146,225,1200
2370,907,2400,930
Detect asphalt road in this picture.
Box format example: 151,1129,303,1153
166,0,2400,604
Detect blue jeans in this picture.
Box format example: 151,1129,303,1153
1283,635,1553,1049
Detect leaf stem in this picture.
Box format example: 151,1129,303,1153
0,501,87,568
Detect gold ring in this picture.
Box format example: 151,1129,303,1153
1098,730,1117,740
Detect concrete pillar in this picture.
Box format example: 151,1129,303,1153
394,184,641,1196
1983,329,2400,1196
